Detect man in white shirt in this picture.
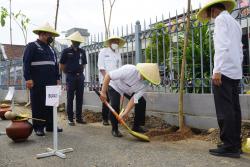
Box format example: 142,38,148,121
99,63,160,137
197,0,243,158
98,36,125,125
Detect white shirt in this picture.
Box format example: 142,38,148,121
213,11,243,79
109,65,148,104
97,47,122,84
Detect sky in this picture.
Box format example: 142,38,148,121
0,0,207,45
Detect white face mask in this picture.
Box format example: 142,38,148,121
111,43,119,50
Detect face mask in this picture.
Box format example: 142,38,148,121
72,42,80,48
47,36,54,44
111,43,119,50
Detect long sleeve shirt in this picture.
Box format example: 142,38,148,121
213,11,243,79
109,65,148,104
23,39,60,86
97,48,122,84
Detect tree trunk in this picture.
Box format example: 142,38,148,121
55,0,60,30
178,0,191,131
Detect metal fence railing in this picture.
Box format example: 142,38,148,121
83,6,250,94
1,6,250,94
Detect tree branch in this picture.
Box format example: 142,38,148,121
102,0,108,39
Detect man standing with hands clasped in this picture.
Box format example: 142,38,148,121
60,31,87,126
197,0,243,158
23,23,62,136
97,36,125,126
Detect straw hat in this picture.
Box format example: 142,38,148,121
242,138,250,153
104,36,125,48
66,31,85,43
196,0,236,23
136,63,161,85
33,23,60,37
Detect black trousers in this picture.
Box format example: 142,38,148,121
66,73,84,121
30,85,53,131
108,86,146,131
101,84,109,121
213,75,242,150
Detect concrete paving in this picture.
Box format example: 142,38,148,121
1,119,250,167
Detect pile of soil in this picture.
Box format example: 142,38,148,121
83,109,102,123
201,122,250,144
126,114,194,141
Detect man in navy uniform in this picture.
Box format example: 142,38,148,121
23,23,62,136
59,31,87,126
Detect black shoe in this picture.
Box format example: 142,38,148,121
103,120,110,126
209,147,240,158
132,126,148,133
217,143,224,148
111,130,123,137
217,144,243,154
46,127,63,132
76,119,86,124
35,130,45,136
68,121,75,126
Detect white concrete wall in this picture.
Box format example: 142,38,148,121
1,89,249,130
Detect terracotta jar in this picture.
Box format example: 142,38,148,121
0,107,11,120
6,119,33,142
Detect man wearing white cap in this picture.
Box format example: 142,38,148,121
99,63,160,137
23,23,62,136
60,31,87,126
97,36,125,126
197,0,243,158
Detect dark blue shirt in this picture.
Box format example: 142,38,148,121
23,39,60,86
60,46,87,74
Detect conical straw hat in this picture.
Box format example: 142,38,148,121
33,23,60,37
104,36,125,48
136,63,161,85
196,0,236,23
66,31,85,43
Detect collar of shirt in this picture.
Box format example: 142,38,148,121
36,39,48,46
218,10,229,17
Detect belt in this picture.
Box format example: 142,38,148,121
67,72,81,76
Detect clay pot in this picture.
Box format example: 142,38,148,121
0,107,11,120
6,119,33,142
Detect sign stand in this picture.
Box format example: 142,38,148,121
36,86,73,159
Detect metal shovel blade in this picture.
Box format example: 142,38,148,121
94,89,150,142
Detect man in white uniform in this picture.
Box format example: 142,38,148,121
99,63,160,137
98,36,125,125
197,0,243,158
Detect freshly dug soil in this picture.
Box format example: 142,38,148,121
83,109,102,123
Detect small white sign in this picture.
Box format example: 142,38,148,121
46,85,61,107
5,87,15,101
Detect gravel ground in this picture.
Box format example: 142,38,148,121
0,105,250,167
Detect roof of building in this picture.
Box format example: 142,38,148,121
0,44,25,60
64,28,90,37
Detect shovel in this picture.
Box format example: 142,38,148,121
94,89,150,142
4,111,46,122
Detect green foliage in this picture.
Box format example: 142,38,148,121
0,7,8,27
145,23,170,64
0,7,30,44
145,15,214,93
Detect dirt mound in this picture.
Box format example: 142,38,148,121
83,110,102,123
